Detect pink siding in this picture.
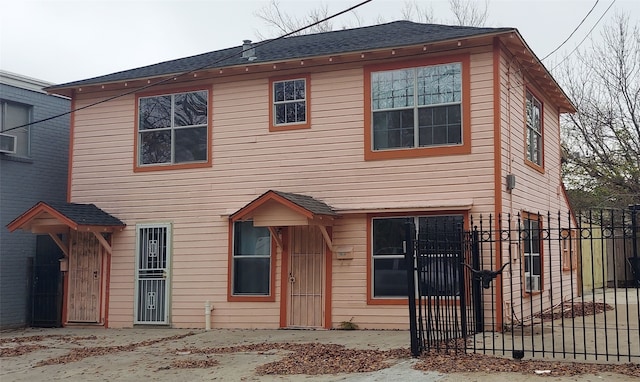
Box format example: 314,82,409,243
67,43,567,329
497,50,576,319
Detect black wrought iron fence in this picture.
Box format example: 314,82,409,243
406,207,640,362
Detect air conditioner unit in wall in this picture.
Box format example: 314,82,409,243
0,133,17,154
525,273,540,292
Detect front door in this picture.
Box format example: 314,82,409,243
67,231,102,323
135,224,171,324
287,226,325,328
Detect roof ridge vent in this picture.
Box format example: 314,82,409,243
242,40,256,61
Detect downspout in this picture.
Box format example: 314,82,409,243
204,301,213,330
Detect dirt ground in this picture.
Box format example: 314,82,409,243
0,327,638,381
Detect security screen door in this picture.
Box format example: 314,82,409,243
135,224,171,324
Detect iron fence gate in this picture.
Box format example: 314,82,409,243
407,208,640,362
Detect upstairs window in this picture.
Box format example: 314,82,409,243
371,63,462,151
364,56,470,160
0,100,31,157
269,75,310,131
525,90,543,167
137,89,209,168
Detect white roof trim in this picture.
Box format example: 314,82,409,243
0,70,52,93
333,199,473,214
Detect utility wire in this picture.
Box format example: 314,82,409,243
541,0,600,61
549,0,616,72
1,0,373,134
504,0,616,93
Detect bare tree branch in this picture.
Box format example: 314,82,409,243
561,14,640,209
401,1,435,23
253,0,490,40
254,0,334,39
449,0,489,27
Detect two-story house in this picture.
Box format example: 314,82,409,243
8,21,576,330
1,71,70,328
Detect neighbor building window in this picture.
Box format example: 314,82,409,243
0,100,31,157
523,213,543,292
269,75,310,131
525,90,543,166
371,215,463,299
232,221,272,296
137,89,208,167
371,62,462,151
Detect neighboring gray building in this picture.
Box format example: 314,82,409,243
0,71,70,329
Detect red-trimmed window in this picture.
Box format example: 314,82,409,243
522,212,543,292
269,75,310,131
371,214,464,300
231,220,272,296
137,89,209,168
364,55,470,160
525,90,543,167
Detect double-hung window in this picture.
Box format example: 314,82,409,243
523,213,542,292
231,221,272,296
525,90,543,167
270,75,310,130
371,215,463,299
137,89,209,167
0,100,31,157
370,62,462,151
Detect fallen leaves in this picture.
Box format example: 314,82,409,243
534,301,614,321
2,331,639,379
0,334,99,358
255,344,407,375
34,332,197,366
414,350,640,378
0,334,97,346
169,358,219,369
173,342,409,375
0,344,46,357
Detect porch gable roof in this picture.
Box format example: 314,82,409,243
6,201,126,233
230,190,337,222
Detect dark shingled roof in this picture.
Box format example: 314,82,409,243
48,20,513,90
45,202,125,227
272,191,337,216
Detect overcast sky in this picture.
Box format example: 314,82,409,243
1,0,638,85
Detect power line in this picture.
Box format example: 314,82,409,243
541,0,600,61
549,0,616,72
504,0,616,95
1,0,373,134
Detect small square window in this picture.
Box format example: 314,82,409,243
269,75,311,131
